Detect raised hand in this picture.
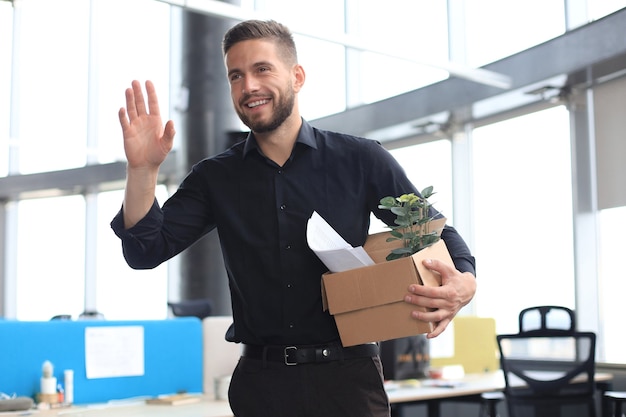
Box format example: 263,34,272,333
118,80,175,170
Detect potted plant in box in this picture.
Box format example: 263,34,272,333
378,186,443,261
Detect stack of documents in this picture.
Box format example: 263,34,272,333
306,211,375,273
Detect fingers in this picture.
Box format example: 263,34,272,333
118,107,129,131
124,80,156,121
145,80,161,116
124,86,137,121
132,80,147,116
162,120,176,151
422,258,455,278
427,318,451,339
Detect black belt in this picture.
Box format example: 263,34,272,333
242,342,379,365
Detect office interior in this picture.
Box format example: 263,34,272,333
1,0,626,415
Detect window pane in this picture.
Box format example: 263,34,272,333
92,0,171,164
96,187,169,320
472,107,574,333
255,0,345,35
15,0,90,173
598,206,626,363
371,140,452,234
351,1,449,103
390,140,453,222
588,2,626,21
0,2,11,177
296,36,346,120
16,196,86,320
465,0,565,67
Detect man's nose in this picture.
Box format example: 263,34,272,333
242,75,259,94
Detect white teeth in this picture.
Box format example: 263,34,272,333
247,99,268,108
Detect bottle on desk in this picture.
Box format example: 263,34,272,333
64,370,74,404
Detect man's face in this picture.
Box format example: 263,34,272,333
225,39,299,133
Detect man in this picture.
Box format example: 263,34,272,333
112,19,476,417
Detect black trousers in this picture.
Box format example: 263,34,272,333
228,355,391,417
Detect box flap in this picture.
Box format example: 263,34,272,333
322,256,420,315
410,239,453,287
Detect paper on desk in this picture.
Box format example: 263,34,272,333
85,326,145,379
306,211,375,273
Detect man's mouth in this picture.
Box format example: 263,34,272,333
246,99,269,108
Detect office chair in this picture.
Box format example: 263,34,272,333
168,298,213,320
497,305,597,417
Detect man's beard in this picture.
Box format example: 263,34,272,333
237,86,295,133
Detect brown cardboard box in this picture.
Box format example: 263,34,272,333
321,220,453,347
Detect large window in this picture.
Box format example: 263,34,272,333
464,0,565,67
15,196,86,320
471,107,575,334
96,188,169,320
598,206,626,363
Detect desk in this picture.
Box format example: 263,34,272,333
3,398,233,417
387,371,614,417
2,372,613,417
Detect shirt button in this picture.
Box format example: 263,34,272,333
280,204,286,210
289,323,294,329
287,283,292,289
278,170,283,174
285,244,291,250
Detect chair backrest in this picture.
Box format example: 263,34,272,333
518,305,576,334
497,306,597,416
497,331,596,398
168,299,213,319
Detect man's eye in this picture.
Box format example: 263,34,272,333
229,74,242,82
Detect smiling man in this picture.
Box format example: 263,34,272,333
111,20,477,417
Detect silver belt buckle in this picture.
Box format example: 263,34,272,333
284,346,298,365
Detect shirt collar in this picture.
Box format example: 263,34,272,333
242,118,318,158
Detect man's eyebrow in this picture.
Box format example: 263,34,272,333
228,61,276,77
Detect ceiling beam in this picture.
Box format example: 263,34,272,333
156,0,511,89
311,7,626,139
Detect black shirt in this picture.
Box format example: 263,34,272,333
111,120,475,346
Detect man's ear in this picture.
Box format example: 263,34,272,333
292,64,305,93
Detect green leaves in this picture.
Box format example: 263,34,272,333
378,187,441,261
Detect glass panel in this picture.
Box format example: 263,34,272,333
472,107,574,333
296,36,347,120
16,195,86,320
464,0,565,67
351,1,449,103
254,0,345,35
588,1,626,20
92,0,171,164
15,0,90,173
96,187,169,320
598,206,626,363
0,2,11,177
370,140,452,233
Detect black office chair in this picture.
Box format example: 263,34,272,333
167,298,213,320
497,305,597,417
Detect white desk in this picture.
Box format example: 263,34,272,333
387,370,614,417
4,372,613,417
4,398,233,417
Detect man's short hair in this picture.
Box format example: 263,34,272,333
222,20,298,64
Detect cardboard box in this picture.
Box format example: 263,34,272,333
321,220,454,347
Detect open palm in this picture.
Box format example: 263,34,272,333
118,80,175,170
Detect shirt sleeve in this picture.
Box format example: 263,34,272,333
441,225,476,276
110,199,168,269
